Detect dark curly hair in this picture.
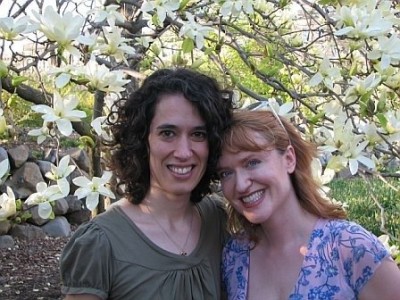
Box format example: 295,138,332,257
106,68,233,204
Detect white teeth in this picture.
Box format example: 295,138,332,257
169,166,192,175
242,191,263,203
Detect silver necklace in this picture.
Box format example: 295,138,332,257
145,202,194,256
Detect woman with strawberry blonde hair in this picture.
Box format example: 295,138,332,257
218,109,400,300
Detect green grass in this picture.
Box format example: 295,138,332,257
328,177,400,244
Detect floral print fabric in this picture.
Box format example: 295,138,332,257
222,219,390,300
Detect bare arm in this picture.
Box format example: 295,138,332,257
359,259,400,300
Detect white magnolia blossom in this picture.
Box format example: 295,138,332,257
382,111,400,143
247,99,295,119
73,171,115,211
90,4,125,26
0,158,9,183
31,6,84,56
344,73,381,104
319,119,375,175
312,158,335,187
360,123,384,148
179,12,213,49
309,57,342,91
31,92,87,137
25,182,68,219
140,0,180,23
91,116,111,140
334,3,393,39
0,187,16,221
0,16,35,41
45,155,76,183
367,35,400,70
135,35,154,48
95,26,136,63
28,122,55,144
80,60,130,94
220,0,254,17
311,158,335,198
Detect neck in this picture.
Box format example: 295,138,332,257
142,189,193,221
258,203,318,251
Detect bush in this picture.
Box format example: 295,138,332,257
329,178,400,242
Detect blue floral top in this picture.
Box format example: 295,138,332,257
222,219,390,300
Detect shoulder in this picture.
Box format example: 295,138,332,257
62,219,111,257
198,193,226,216
223,235,250,256
315,219,388,257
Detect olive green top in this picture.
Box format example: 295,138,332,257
60,196,227,300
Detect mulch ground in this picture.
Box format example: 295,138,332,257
0,236,69,300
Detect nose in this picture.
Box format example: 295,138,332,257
174,136,193,159
235,170,252,193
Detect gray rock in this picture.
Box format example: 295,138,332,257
36,160,52,178
53,198,69,215
9,224,46,240
0,147,8,161
27,205,50,226
65,195,82,212
7,162,45,199
8,145,29,168
41,216,71,237
0,220,11,235
0,235,15,249
43,148,57,164
66,209,91,225
65,148,91,174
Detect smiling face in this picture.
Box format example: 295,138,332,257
147,94,209,198
218,130,296,225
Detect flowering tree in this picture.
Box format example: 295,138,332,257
0,0,399,250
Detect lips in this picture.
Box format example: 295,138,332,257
241,190,264,204
168,165,193,175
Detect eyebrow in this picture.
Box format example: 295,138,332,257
156,124,207,131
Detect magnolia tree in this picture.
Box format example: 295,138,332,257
0,0,399,250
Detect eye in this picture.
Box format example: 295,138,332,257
247,159,260,168
192,130,207,142
159,130,175,138
218,170,232,180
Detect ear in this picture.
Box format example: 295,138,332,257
284,145,296,174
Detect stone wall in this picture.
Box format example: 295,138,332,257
0,145,92,249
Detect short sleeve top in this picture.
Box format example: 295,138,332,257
61,196,227,300
222,219,390,300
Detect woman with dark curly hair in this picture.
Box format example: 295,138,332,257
60,68,233,300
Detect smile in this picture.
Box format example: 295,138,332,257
168,165,193,175
241,190,264,204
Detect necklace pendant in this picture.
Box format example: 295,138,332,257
180,251,187,256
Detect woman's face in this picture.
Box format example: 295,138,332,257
217,130,296,224
147,94,209,198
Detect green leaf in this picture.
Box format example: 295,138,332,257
79,135,96,149
308,111,325,125
190,59,205,69
179,0,191,11
150,43,161,56
377,99,386,113
182,38,195,53
376,113,388,128
318,0,338,5
0,60,8,78
11,76,28,87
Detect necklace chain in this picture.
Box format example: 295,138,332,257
145,202,194,256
